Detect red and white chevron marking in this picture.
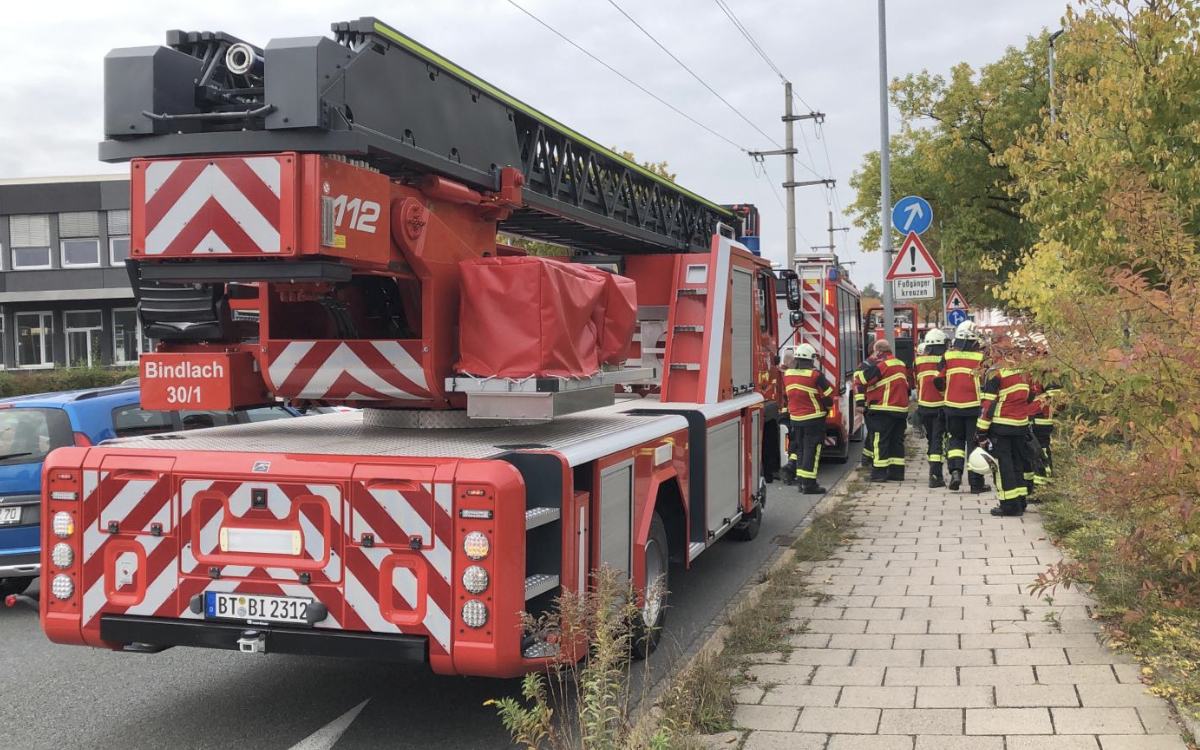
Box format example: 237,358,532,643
78,469,455,656
799,279,837,384
265,341,431,402
140,156,282,256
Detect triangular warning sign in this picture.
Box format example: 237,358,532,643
946,288,969,310
885,232,943,280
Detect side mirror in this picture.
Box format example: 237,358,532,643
789,310,803,328
785,275,801,311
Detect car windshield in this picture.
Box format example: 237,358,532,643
0,407,73,466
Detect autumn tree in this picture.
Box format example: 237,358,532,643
847,34,1054,304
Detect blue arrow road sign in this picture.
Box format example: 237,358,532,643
892,195,932,236
947,308,968,328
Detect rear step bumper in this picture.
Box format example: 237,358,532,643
100,615,428,664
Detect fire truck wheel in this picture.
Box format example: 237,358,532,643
0,577,32,598
632,513,669,660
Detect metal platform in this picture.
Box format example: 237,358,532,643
445,367,654,421
103,399,687,467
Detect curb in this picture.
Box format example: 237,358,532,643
634,462,865,735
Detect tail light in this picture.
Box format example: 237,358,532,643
73,432,92,447
45,469,82,605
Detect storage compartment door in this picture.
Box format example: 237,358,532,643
597,461,633,577
706,419,742,533
731,267,754,392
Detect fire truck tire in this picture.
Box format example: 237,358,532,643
632,513,669,660
0,576,32,598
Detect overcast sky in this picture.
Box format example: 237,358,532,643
3,0,1064,290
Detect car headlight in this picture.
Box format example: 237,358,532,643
462,565,489,594
51,574,74,600
51,543,74,569
52,512,74,539
463,531,490,561
461,599,488,628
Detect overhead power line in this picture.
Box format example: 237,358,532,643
604,0,783,151
504,0,750,153
712,0,785,82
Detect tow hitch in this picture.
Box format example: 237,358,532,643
4,593,37,611
238,629,268,654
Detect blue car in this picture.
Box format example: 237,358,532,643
0,385,297,597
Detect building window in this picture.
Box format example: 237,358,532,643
10,214,51,270
12,247,51,269
15,312,53,368
107,209,131,237
110,237,131,265
65,310,103,367
113,308,143,365
61,238,101,267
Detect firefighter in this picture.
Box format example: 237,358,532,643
855,339,912,482
937,320,988,493
915,329,948,488
778,345,798,484
783,344,834,495
1028,377,1061,489
974,359,1033,516
853,347,881,469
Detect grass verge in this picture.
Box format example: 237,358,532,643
1036,445,1200,719
661,485,863,745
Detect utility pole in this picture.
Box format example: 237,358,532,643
749,82,830,271
1049,30,1064,126
828,210,850,262
878,0,895,350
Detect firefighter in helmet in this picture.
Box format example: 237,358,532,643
853,345,882,469
936,320,989,493
783,344,834,495
915,329,949,487
974,353,1033,516
856,339,912,482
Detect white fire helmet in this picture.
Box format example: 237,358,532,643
917,343,927,356
795,343,818,361
955,320,979,342
924,328,948,346
967,446,998,476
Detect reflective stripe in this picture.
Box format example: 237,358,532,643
947,448,966,459
929,453,942,462
790,413,825,422
992,417,1029,426
870,404,908,413
977,420,991,430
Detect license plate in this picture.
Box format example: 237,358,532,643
0,507,19,525
205,592,311,625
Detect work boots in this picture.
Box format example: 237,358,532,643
782,461,797,485
948,470,962,490
800,479,827,495
929,470,945,489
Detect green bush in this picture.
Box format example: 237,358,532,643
0,367,137,399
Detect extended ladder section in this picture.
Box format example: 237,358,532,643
101,17,741,254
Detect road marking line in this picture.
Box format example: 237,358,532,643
286,699,369,750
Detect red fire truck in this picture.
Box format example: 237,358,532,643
40,19,798,678
776,255,865,463
865,303,922,366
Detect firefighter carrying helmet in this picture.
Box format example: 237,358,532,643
955,320,979,341
967,446,998,475
924,328,948,346
794,343,817,361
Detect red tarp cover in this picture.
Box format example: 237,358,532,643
457,257,637,378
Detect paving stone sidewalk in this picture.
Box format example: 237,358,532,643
731,456,1189,750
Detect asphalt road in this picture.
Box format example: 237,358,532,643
0,448,858,750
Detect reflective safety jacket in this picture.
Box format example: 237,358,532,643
914,351,945,408
853,355,881,407
937,346,985,410
783,368,834,422
856,357,912,413
1027,379,1062,428
977,368,1032,431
